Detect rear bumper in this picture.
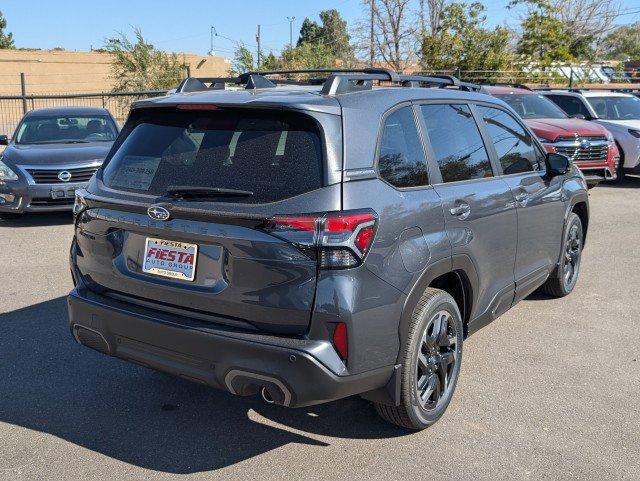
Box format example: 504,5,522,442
67,287,394,407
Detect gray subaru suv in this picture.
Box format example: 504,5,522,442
68,69,589,430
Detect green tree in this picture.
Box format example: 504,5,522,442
297,18,323,46
318,9,354,60
279,42,336,69
229,44,255,75
513,0,574,63
261,52,281,70
297,9,354,64
0,11,15,49
105,28,187,91
421,2,514,78
601,22,640,61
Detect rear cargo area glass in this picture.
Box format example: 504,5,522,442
102,108,324,203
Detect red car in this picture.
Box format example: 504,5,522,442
484,86,619,187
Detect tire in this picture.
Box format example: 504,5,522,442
374,288,463,430
539,212,583,298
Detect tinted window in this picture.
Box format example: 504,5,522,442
493,94,567,119
377,106,429,188
15,115,117,144
421,104,493,183
477,106,542,175
587,96,640,120
102,108,323,204
546,95,590,117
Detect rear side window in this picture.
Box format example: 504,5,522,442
547,95,590,118
477,106,543,175
420,104,493,183
377,106,429,188
102,108,323,203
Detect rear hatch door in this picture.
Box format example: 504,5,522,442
74,105,341,335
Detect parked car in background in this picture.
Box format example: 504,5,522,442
0,106,119,217
68,69,589,430
540,90,640,181
483,85,619,188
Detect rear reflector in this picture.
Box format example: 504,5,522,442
332,322,348,360
264,210,378,269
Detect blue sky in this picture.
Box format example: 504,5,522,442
2,0,639,58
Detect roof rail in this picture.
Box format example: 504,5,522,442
238,67,400,83
174,68,482,95
487,83,533,91
399,74,481,92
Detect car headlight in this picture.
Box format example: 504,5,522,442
628,129,640,139
0,157,18,181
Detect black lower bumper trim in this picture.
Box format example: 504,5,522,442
67,288,393,407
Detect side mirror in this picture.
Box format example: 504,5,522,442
570,113,586,120
546,153,571,176
0,135,8,146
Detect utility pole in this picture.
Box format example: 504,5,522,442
256,24,262,68
209,26,215,55
369,0,375,67
287,16,295,47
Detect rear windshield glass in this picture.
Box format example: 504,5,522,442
102,108,324,203
15,114,117,144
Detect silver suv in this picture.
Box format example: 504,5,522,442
67,69,589,430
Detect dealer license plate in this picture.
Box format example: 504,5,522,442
142,238,198,281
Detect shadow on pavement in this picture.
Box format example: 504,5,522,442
0,211,73,228
0,297,407,474
595,174,640,189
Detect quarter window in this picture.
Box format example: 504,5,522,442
547,95,591,118
477,106,542,175
420,104,493,183
377,106,429,188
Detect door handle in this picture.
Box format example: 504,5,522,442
450,203,471,219
514,192,529,203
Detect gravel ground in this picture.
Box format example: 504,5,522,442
1,178,639,481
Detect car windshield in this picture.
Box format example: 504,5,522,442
494,94,568,119
15,114,118,144
587,96,640,120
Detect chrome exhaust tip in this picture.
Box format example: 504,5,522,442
261,387,275,404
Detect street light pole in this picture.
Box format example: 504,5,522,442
256,25,261,67
286,16,295,47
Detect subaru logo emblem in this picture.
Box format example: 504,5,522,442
579,139,591,149
58,170,72,182
147,205,170,221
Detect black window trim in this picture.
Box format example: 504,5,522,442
373,101,434,191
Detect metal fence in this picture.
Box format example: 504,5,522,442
0,89,167,136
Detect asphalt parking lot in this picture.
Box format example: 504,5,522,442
1,178,639,481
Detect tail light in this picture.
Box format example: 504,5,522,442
264,209,377,269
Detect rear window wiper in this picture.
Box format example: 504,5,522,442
165,186,254,199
